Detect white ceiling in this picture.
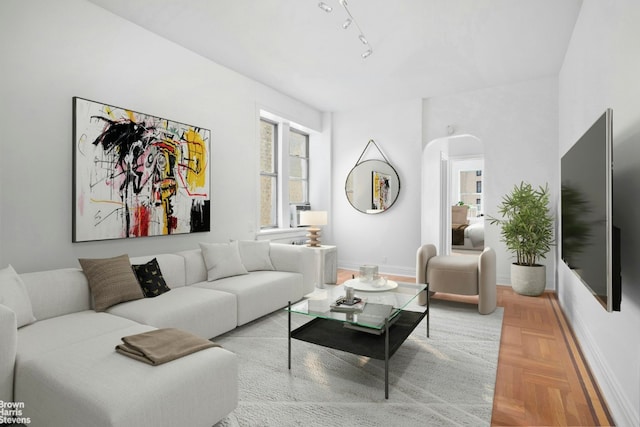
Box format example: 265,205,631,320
87,0,583,112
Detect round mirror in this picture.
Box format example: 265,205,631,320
345,159,401,214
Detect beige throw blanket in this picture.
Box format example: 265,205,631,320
116,328,219,365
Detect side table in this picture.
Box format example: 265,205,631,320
305,245,337,287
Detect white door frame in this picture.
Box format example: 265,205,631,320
440,152,451,254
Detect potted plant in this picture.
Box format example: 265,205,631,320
489,181,554,296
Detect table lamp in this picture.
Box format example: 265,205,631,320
299,211,327,247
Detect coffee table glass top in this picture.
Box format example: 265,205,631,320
287,282,427,330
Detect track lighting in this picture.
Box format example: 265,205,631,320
318,0,373,59
318,2,332,13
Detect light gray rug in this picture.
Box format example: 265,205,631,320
214,299,504,427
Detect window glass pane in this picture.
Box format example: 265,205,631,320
289,131,308,157
459,169,483,215
289,129,308,204
289,157,307,179
260,118,277,229
260,120,276,173
260,175,277,227
289,180,306,204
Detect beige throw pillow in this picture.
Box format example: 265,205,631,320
79,254,144,312
0,264,36,327
200,241,248,281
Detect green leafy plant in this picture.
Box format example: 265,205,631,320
489,182,554,266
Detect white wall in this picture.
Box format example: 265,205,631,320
0,0,325,273
332,98,422,276
558,1,640,425
423,77,559,287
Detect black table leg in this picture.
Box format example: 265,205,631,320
384,316,389,399
288,301,291,370
427,287,430,338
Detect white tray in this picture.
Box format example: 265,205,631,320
344,278,398,292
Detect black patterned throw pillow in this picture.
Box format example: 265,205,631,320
132,258,171,298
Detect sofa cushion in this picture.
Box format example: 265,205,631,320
200,241,248,281
20,268,91,321
0,265,36,327
106,287,238,339
178,249,208,285
17,311,142,363
14,325,238,427
78,254,144,311
237,240,275,271
132,258,171,298
194,270,303,326
0,304,17,402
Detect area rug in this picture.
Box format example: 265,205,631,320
214,299,504,427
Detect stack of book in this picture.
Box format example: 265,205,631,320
357,303,395,327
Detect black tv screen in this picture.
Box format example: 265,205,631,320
561,108,620,312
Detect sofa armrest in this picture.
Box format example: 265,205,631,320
416,244,437,305
0,304,17,403
269,243,315,294
478,247,497,314
416,244,437,285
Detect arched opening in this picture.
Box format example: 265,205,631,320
421,134,485,255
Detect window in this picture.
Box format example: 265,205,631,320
259,113,310,229
288,129,309,205
260,119,278,228
458,168,483,216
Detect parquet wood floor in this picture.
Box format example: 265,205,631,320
336,269,614,426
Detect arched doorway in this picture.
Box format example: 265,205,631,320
421,134,484,255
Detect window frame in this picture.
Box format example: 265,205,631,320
259,118,279,229
258,112,311,231
288,127,310,206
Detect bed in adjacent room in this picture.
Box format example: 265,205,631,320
452,219,484,251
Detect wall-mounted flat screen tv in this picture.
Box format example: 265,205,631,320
561,108,620,312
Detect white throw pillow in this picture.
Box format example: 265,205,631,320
236,240,275,272
0,264,36,327
200,241,248,281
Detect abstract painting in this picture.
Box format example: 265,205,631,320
73,97,210,242
372,170,391,211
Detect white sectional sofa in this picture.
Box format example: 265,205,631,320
0,241,313,427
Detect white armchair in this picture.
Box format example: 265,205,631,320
416,244,497,314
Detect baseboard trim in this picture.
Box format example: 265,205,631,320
567,302,639,427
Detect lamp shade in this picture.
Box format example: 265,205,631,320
299,210,327,226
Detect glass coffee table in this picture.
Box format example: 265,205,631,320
286,281,429,399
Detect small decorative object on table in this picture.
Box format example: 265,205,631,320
345,285,355,303
330,296,365,312
359,265,378,282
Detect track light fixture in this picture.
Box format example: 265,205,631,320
318,0,373,59
318,2,332,13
